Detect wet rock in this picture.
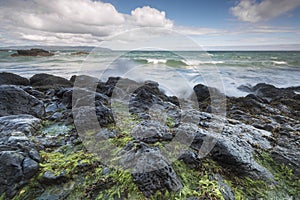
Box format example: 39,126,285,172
0,85,45,117
0,151,25,197
179,111,274,181
131,120,173,143
0,72,29,86
60,87,109,110
214,174,235,200
193,84,225,112
178,151,201,169
0,115,41,198
271,145,300,177
119,143,182,197
23,157,39,179
73,105,114,129
70,75,99,90
0,114,41,137
21,86,45,99
30,73,72,89
11,48,54,57
50,112,64,121
41,171,66,185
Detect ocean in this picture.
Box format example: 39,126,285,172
0,49,300,97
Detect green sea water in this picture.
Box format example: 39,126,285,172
0,49,299,96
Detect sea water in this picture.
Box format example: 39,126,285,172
0,49,299,97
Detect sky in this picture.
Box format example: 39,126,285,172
0,0,300,50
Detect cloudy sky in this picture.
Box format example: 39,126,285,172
0,0,300,50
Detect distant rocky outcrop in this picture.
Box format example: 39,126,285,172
71,51,89,55
11,48,54,57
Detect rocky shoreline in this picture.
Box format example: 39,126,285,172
0,72,299,199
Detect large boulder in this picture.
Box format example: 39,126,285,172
11,48,54,57
193,84,225,112
119,143,182,197
0,115,41,198
30,73,72,89
0,72,29,86
179,110,274,182
131,120,173,143
0,85,45,117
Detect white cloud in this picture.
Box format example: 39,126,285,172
231,0,300,23
0,0,174,45
131,6,173,28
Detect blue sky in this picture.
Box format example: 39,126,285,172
102,0,234,28
0,0,299,49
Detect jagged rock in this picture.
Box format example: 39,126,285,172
41,171,66,185
193,84,225,112
179,111,274,182
0,72,29,86
21,86,45,99
11,48,54,57
0,115,41,198
119,143,182,197
131,120,173,143
73,105,114,130
70,75,99,90
213,174,235,200
178,151,201,169
30,73,72,89
0,86,44,117
271,144,300,177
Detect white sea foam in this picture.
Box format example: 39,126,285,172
182,59,224,65
146,58,167,64
272,61,287,65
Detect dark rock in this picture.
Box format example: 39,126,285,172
21,86,45,99
30,73,72,89
0,114,41,137
128,81,180,120
0,72,29,86
179,111,274,182
271,145,300,177
131,120,173,143
22,157,39,179
50,112,64,121
71,51,89,56
11,48,54,57
70,75,99,90
0,115,41,198
0,85,45,117
41,171,66,185
119,143,182,197
178,151,201,169
95,128,117,139
193,84,225,112
73,105,114,129
0,151,25,198
214,174,235,200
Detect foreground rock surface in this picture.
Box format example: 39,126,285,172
0,85,45,117
0,72,30,86
0,115,41,198
0,73,298,200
